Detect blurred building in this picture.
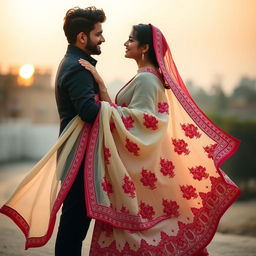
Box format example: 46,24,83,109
0,67,59,124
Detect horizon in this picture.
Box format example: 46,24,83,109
1,0,255,94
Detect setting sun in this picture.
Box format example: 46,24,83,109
18,64,35,86
19,64,35,79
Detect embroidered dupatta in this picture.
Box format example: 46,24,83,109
0,25,240,256
86,25,241,255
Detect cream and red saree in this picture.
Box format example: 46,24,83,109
0,25,240,255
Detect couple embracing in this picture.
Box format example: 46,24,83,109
0,6,241,256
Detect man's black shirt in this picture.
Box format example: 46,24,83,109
55,45,100,135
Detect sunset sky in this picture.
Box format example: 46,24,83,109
0,0,255,94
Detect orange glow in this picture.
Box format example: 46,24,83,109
1,0,256,93
18,64,34,86
19,64,34,79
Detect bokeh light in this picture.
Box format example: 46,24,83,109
19,64,35,79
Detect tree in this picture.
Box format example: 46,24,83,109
210,77,228,112
232,76,256,104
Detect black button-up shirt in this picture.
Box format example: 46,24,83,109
55,45,100,135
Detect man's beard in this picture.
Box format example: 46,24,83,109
86,37,101,55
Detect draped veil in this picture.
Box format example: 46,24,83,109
87,24,241,255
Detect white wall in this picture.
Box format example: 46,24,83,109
0,123,59,162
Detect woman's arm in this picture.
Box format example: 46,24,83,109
78,59,112,102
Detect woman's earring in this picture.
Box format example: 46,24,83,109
142,53,145,62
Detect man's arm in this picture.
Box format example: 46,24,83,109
65,69,100,123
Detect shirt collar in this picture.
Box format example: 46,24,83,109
66,44,97,66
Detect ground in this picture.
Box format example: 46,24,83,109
0,162,255,256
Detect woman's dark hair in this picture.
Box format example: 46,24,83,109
63,6,106,44
132,24,159,68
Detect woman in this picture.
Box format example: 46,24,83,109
0,24,240,255
77,24,241,255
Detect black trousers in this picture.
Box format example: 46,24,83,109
55,159,91,256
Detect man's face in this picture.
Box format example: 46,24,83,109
85,22,105,55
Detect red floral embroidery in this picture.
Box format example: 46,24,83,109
204,143,218,159
110,122,116,132
162,199,180,217
143,114,158,130
125,138,140,156
101,223,113,237
160,158,175,178
180,185,198,199
109,102,118,109
158,102,169,114
103,146,111,164
121,103,127,107
121,116,134,130
138,202,155,220
120,205,130,214
181,123,201,138
189,165,209,180
140,168,157,190
172,138,190,155
122,175,136,198
101,176,113,196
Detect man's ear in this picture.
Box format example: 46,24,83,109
77,32,87,45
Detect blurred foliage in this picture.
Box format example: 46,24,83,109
232,76,256,104
187,75,256,120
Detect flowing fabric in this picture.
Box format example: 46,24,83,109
0,116,93,248
85,25,241,255
0,25,240,255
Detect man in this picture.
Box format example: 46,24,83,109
54,7,106,256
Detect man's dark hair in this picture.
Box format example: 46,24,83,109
132,24,159,68
63,6,106,44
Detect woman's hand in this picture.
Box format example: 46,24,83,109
78,58,112,102
78,58,105,88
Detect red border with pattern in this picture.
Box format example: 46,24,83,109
90,176,240,255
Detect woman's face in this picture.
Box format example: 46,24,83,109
124,30,142,60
